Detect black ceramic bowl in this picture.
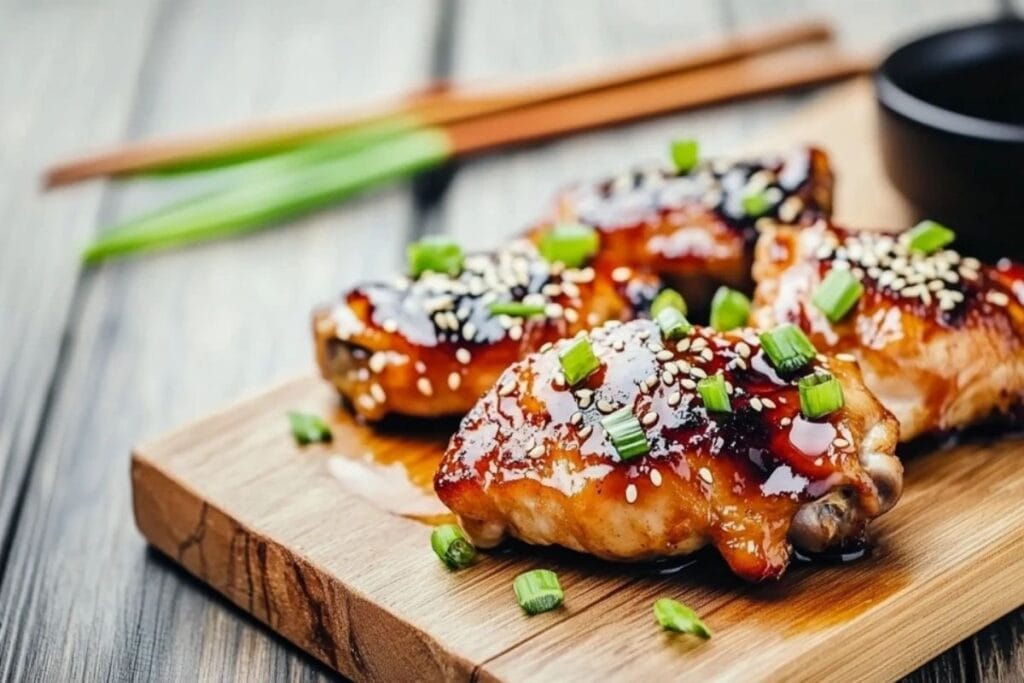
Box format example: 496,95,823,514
875,18,1024,258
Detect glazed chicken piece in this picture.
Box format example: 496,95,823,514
435,318,902,582
314,240,661,421
751,221,1024,441
528,147,833,309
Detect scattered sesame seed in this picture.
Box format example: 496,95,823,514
382,319,398,333
676,339,691,352
698,467,713,484
578,424,594,439
681,379,697,390
357,395,376,411
761,397,776,409
661,371,674,385
835,353,856,362
611,266,632,283
447,372,461,391
833,438,849,448
370,383,386,403
667,391,681,406
987,291,1010,307
597,399,616,414
461,322,477,341
750,397,763,412
780,416,792,427
368,352,387,374
735,342,751,358
528,444,546,458
498,380,516,396
417,377,433,396
656,349,673,362
641,411,658,426
690,367,707,379
456,348,471,364
570,411,583,426
625,484,638,504
650,469,663,487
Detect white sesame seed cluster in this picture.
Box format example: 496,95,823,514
813,229,987,313
565,148,818,232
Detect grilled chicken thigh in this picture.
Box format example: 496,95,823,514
435,318,901,581
751,221,1024,441
314,241,660,421
529,147,833,308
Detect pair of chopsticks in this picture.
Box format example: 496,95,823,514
51,20,871,263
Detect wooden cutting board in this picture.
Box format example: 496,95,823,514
131,80,1024,682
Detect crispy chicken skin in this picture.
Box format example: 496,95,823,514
528,147,833,308
435,319,901,582
313,241,661,421
751,221,1024,441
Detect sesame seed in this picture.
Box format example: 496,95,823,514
833,438,849,448
370,383,386,404
750,397,763,412
641,411,658,426
357,395,376,411
447,372,461,391
613,339,626,352
382,319,398,333
612,266,632,283
650,469,663,487
415,361,427,373
528,444,546,459
691,338,708,352
646,342,664,353
456,348,471,364
690,367,707,379
564,308,579,324
987,291,1010,307
368,352,387,374
700,348,714,362
509,325,524,341
835,353,856,362
698,467,713,484
638,330,651,341
545,302,564,318
554,372,566,388
780,416,792,427
578,424,594,439
570,411,583,425
681,379,697,390
417,377,433,396
675,360,691,374
676,339,691,352
735,342,751,358
597,399,616,414
656,350,673,362
667,391,681,406
539,342,553,353
625,484,638,504
761,398,776,409
462,322,477,341
498,380,516,396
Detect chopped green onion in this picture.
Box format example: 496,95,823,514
539,223,599,268
651,288,687,317
558,337,600,386
798,372,845,419
488,301,546,317
287,411,332,445
408,236,463,277
709,286,750,331
431,524,476,570
656,307,692,340
697,374,731,413
812,268,864,322
759,323,817,373
82,126,452,264
513,569,564,615
653,598,712,638
601,408,650,460
742,189,773,217
670,138,700,173
907,220,955,254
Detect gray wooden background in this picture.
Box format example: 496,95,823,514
2,0,1022,680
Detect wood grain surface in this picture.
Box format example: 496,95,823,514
4,0,1024,681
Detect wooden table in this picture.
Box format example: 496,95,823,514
2,0,1022,680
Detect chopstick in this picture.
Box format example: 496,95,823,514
46,20,833,188
80,40,870,264
445,42,871,155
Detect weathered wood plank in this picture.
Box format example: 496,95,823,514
0,0,441,680
0,0,161,578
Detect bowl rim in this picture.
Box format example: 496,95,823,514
875,18,1024,144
